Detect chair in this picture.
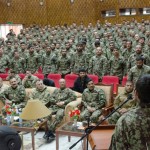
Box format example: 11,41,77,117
65,74,78,88
88,74,99,84
19,74,25,80
102,76,119,95
47,74,61,88
122,76,127,86
37,67,43,74
0,74,8,80
34,74,44,79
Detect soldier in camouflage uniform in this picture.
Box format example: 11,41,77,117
26,45,39,74
109,74,150,150
30,80,51,105
48,79,77,133
22,70,39,88
88,47,107,81
0,78,26,108
108,47,126,81
80,79,106,123
71,42,88,74
108,81,136,124
42,46,57,74
57,48,71,78
0,78,9,94
128,56,150,85
0,48,9,73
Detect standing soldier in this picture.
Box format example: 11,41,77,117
71,42,88,74
42,46,57,75
26,45,39,74
109,47,126,82
88,47,107,81
80,79,106,123
57,48,71,78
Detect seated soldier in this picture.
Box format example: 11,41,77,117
80,79,106,123
45,79,77,140
0,77,9,94
107,81,137,124
22,70,39,88
72,68,91,93
0,77,26,108
30,79,51,106
6,69,22,85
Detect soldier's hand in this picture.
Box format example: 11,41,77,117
56,101,64,106
119,108,128,114
87,106,93,112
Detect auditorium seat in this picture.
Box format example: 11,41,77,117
65,74,78,88
47,74,61,88
37,67,43,74
0,74,8,80
102,76,119,95
88,74,99,84
34,74,44,79
19,74,25,79
122,76,127,86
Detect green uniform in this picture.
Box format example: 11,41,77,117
80,87,106,123
6,74,22,85
108,91,136,124
128,65,150,85
48,88,77,131
110,105,150,150
0,55,9,73
22,75,39,88
88,55,107,79
30,86,51,105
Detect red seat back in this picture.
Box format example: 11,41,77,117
47,74,61,88
102,76,119,94
65,74,78,88
37,67,43,74
34,74,44,79
19,74,25,80
88,74,99,84
122,76,127,86
0,74,8,80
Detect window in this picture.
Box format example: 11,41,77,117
101,10,116,17
119,8,136,16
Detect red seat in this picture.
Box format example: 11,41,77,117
122,76,127,86
88,74,99,84
47,74,61,88
5,68,9,73
19,74,25,80
102,76,119,94
34,74,44,79
65,74,78,88
0,74,8,80
37,67,43,74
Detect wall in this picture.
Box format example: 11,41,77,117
0,0,149,26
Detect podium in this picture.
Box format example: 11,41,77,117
89,125,115,150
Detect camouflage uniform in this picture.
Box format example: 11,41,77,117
22,75,39,88
6,74,22,85
0,85,26,107
80,87,106,123
71,52,88,73
108,91,136,124
0,84,9,94
30,86,51,105
0,55,9,73
48,88,77,132
88,55,107,79
128,65,150,85
109,105,150,150
42,52,57,74
10,57,26,74
109,56,126,80
57,55,71,76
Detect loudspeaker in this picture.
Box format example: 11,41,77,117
0,126,21,150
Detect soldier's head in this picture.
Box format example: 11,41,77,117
29,45,34,53
7,41,12,48
9,69,16,77
134,34,140,41
87,79,95,91
78,68,87,79
0,77,3,87
126,41,132,49
51,43,56,50
135,45,142,54
109,42,115,50
14,51,20,58
46,46,51,53
136,56,144,69
10,77,18,89
96,47,103,56
139,37,145,45
36,79,44,91
135,74,150,104
59,79,66,89
76,42,83,52
61,48,67,56
94,40,100,48
65,42,71,50
113,47,119,56
26,70,32,77
125,81,134,93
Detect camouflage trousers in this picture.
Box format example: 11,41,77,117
47,108,64,132
80,108,101,123
107,111,121,124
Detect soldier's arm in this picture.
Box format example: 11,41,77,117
16,86,26,103
88,58,93,74
97,89,106,109
127,69,133,82
81,91,88,108
114,95,121,109
102,57,108,76
50,89,58,104
63,89,77,105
